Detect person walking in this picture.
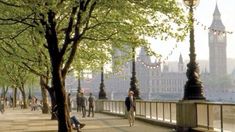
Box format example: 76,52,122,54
125,91,136,127
87,93,95,117
80,92,87,118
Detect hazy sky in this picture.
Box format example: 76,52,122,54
148,0,235,61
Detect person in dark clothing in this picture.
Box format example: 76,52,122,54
125,91,136,127
87,93,95,117
80,92,87,118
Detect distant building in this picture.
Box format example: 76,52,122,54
208,3,227,77
66,4,235,102
135,47,186,100
77,47,187,100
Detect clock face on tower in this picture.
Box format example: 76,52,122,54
217,34,224,42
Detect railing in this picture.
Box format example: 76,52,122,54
103,100,125,115
95,100,235,131
103,100,177,124
196,102,235,132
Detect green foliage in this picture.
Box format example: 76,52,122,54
0,59,11,87
0,55,37,90
72,0,188,73
0,0,187,75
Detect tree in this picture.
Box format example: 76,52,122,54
0,0,187,131
0,25,53,113
0,57,10,98
0,57,35,109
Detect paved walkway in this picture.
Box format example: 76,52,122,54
0,108,173,132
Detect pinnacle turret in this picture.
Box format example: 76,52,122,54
210,3,225,30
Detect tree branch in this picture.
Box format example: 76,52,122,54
0,13,36,27
0,0,21,7
0,39,38,63
11,25,31,39
60,6,78,57
81,31,117,41
61,0,97,78
80,0,97,37
21,62,50,79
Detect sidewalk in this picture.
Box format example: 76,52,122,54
0,108,57,132
0,108,172,132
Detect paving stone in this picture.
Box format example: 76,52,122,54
0,108,172,132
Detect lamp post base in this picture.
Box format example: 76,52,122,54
183,60,205,100
99,83,107,99
183,83,206,100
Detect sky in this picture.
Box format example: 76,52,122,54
148,0,235,62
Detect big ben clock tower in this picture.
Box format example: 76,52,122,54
208,3,227,77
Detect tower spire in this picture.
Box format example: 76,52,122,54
178,53,184,72
179,53,183,64
213,2,221,16
210,2,225,30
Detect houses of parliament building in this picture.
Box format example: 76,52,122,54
67,4,235,102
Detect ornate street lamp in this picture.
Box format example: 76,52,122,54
76,74,81,112
77,75,81,93
99,66,107,99
74,71,82,112
74,71,81,93
130,47,140,99
28,87,32,100
182,0,205,100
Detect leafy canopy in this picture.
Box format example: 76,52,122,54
0,0,188,77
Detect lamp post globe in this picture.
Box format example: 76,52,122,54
182,0,205,100
183,0,199,7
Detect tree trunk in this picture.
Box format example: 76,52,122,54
52,66,72,131
47,87,57,120
40,76,50,114
13,87,17,108
40,76,57,119
2,86,8,100
45,10,72,132
1,86,8,106
1,86,8,105
21,89,27,109
19,86,28,109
